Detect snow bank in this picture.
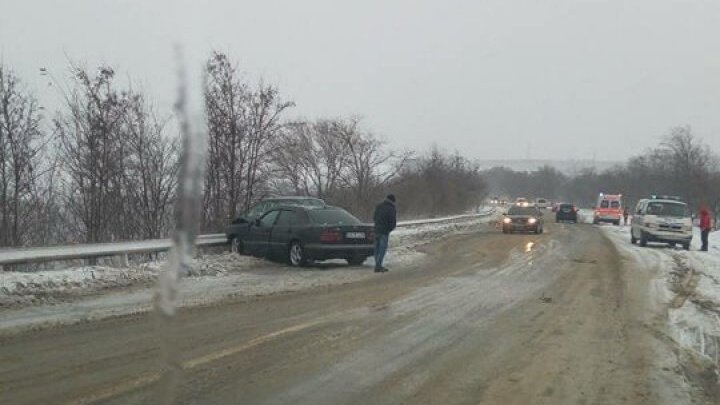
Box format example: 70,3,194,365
600,224,720,373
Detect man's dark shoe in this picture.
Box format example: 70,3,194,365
374,267,384,273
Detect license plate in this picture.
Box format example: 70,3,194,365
346,232,366,239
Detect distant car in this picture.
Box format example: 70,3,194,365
228,205,374,267
515,197,528,204
535,198,550,209
502,204,545,234
555,203,578,223
631,196,692,250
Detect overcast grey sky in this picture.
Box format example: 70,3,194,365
1,0,719,161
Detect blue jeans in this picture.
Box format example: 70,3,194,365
374,234,389,269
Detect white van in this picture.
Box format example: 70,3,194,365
631,197,692,250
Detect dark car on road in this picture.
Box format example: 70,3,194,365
502,204,545,234
228,205,374,267
555,203,579,223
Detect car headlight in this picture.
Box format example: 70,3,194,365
503,217,512,224
528,217,537,224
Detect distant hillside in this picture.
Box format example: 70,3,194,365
476,159,620,174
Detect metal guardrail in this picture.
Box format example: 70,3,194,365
0,235,228,266
0,210,496,267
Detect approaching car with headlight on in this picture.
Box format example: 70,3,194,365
502,204,545,234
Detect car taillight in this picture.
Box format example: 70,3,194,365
367,230,375,242
320,229,343,243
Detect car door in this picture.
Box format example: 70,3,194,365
632,201,646,238
245,210,280,257
269,210,298,257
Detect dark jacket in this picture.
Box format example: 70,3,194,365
374,199,397,235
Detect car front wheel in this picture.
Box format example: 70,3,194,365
230,237,244,255
288,241,308,267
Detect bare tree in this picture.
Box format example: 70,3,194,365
122,93,178,239
203,51,293,229
336,118,410,217
55,64,129,243
0,65,46,247
271,119,351,198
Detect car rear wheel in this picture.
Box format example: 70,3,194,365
346,256,367,266
682,242,690,251
630,233,637,244
288,241,308,267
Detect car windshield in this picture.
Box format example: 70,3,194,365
508,206,537,215
646,202,688,217
308,208,361,225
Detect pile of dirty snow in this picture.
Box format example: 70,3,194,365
600,224,720,373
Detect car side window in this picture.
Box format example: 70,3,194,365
259,210,280,227
248,202,266,218
275,210,297,227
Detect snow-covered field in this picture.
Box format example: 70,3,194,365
0,212,498,334
600,223,720,373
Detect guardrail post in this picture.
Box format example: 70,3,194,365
112,253,129,268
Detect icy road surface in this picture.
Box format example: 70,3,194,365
0,220,716,404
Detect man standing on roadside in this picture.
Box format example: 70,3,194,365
699,205,712,252
623,207,629,226
373,194,397,273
